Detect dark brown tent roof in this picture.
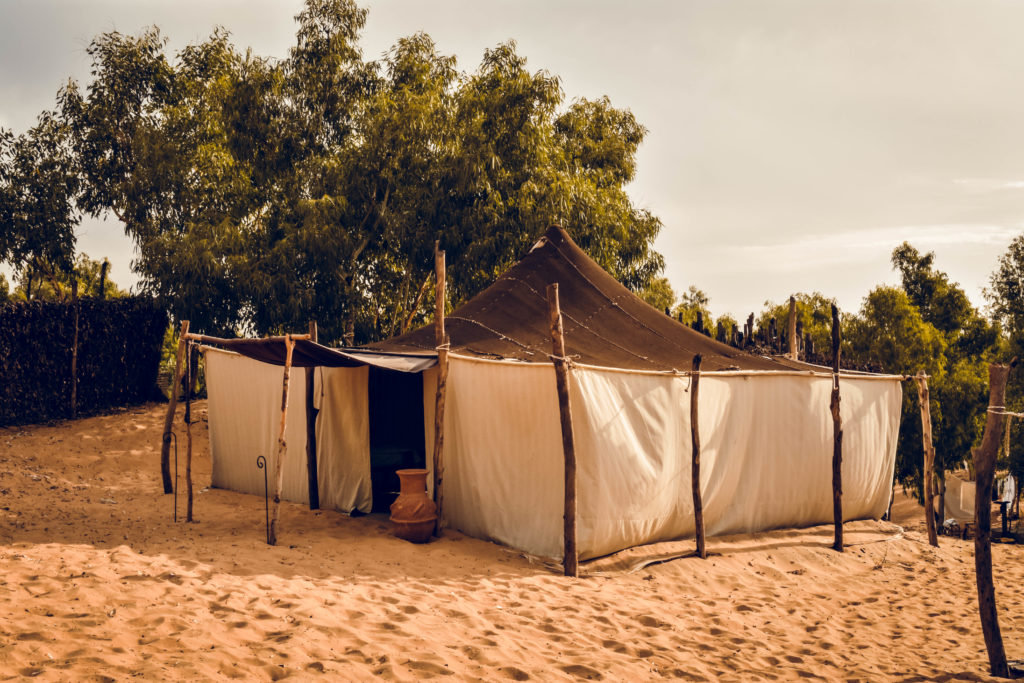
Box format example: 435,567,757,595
368,226,804,372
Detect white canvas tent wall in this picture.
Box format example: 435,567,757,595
202,226,902,562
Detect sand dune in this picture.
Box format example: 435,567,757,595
0,401,1020,680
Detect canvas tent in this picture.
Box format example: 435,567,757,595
202,226,902,562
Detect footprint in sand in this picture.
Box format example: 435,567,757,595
560,664,604,680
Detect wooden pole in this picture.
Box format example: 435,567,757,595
973,361,1015,679
690,354,707,559
830,303,844,552
547,283,579,577
305,321,320,510
161,320,189,494
98,259,108,300
184,342,194,522
432,241,449,536
916,373,939,547
787,296,798,360
267,336,296,546
70,279,79,419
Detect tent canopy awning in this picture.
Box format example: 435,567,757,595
368,226,823,373
195,337,437,373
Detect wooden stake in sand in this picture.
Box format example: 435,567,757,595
787,296,798,361
184,342,194,522
690,354,707,559
916,373,939,548
830,304,844,552
161,320,189,494
305,321,320,511
973,360,1016,679
432,242,449,536
267,335,297,546
547,283,579,578
70,279,79,419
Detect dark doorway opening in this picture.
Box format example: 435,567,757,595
368,367,426,513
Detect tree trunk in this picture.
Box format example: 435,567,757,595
916,374,939,547
690,354,706,559
267,337,296,546
161,321,189,494
973,361,1015,679
547,283,578,578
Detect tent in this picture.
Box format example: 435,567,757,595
202,226,902,562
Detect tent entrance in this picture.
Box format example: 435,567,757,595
367,366,426,513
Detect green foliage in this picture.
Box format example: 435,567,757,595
673,286,714,329
847,245,1001,500
9,254,126,302
986,233,1024,486
640,276,675,313
56,1,664,342
0,272,8,302
0,110,80,290
758,292,836,354
0,297,166,426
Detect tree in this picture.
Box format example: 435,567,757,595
846,286,946,499
0,110,80,299
986,232,1024,501
758,292,837,356
640,276,675,313
673,286,714,330
7,254,126,302
59,0,667,343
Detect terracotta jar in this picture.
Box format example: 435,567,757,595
389,469,437,543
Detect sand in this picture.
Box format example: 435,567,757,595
0,401,1021,681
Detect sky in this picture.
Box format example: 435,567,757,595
2,0,1023,319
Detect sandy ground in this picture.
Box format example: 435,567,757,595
0,401,1021,681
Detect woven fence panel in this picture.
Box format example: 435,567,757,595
0,298,167,426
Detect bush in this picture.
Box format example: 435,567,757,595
0,297,167,426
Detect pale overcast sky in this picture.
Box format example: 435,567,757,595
2,0,1023,319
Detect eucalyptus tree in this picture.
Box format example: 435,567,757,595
58,0,666,344
0,110,80,300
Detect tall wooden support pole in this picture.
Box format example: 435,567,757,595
787,296,798,360
267,336,296,546
70,280,79,419
432,242,449,536
161,320,189,494
184,342,194,522
305,321,320,510
690,354,707,559
547,283,579,577
98,259,108,300
973,361,1015,679
916,373,939,547
830,303,844,552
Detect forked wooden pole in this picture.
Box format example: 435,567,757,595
973,360,1015,679
690,354,707,559
830,304,844,552
432,241,449,536
267,336,297,546
547,283,578,578
161,320,189,494
305,321,320,510
916,373,939,547
184,342,194,522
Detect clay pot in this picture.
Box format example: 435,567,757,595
389,469,437,543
